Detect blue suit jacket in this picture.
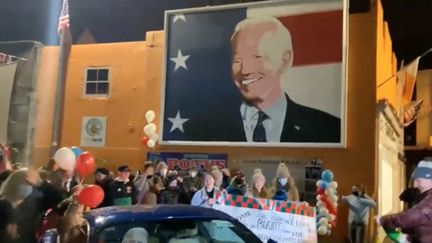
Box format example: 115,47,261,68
184,94,341,143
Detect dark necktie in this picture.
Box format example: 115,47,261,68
253,111,268,142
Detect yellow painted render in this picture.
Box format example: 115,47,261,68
376,0,398,107
32,46,60,169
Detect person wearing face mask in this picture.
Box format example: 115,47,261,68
245,169,269,199
272,163,299,201
341,184,376,243
182,166,203,204
0,168,63,243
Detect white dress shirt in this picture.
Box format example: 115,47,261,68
240,93,287,142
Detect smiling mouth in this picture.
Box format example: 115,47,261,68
241,77,261,85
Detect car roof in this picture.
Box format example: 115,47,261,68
85,204,236,229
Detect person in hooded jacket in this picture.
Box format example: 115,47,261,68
245,169,270,199
271,162,299,201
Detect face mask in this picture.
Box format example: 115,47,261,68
279,178,288,186
352,191,359,196
17,184,33,199
190,172,197,178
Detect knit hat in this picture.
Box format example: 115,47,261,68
252,168,266,184
412,159,432,180
276,163,290,178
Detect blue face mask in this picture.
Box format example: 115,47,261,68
17,184,33,199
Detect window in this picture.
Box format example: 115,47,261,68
84,67,110,96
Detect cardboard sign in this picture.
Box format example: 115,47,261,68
213,193,317,243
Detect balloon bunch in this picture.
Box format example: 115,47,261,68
315,169,338,235
53,146,103,208
141,110,159,149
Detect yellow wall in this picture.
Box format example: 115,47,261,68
415,70,432,147
376,1,398,107
32,46,60,169
59,10,378,242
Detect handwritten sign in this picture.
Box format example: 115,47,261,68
213,194,317,243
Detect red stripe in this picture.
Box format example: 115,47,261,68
278,10,343,66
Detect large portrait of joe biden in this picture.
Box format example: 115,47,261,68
161,0,347,147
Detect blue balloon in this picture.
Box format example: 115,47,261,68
321,170,334,183
71,146,83,158
320,181,329,190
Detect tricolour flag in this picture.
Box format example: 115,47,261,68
397,57,420,107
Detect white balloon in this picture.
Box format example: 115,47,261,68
316,201,323,208
317,225,328,235
143,123,157,135
145,110,156,123
327,214,336,221
316,180,323,188
330,194,339,202
318,207,329,215
330,181,338,189
54,147,76,171
318,217,328,225
147,139,156,148
148,132,159,142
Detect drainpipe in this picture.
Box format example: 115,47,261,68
50,29,72,157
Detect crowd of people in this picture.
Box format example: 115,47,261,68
0,160,300,243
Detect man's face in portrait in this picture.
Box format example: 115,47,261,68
231,22,291,108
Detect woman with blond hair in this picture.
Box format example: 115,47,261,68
245,169,269,199
272,163,299,201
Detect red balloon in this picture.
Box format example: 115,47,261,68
76,152,96,177
316,188,325,195
77,184,104,208
141,136,150,145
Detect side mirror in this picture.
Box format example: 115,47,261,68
267,239,277,243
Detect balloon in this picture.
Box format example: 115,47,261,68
70,146,83,158
141,136,150,145
316,201,323,208
76,152,96,177
143,123,157,136
145,110,156,123
330,181,338,189
148,132,159,142
321,170,334,183
317,225,328,235
384,228,401,242
329,194,338,202
77,184,104,208
316,180,323,188
316,188,325,195
54,147,76,171
320,181,329,190
147,139,156,148
318,217,328,225
326,229,332,236
327,214,336,221
318,207,329,215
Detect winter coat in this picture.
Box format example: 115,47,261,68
95,177,113,208
244,188,270,199
140,176,164,205
380,189,432,243
160,187,181,204
271,177,300,201
342,194,376,224
191,187,220,208
108,178,137,205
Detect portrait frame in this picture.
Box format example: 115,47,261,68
160,0,348,148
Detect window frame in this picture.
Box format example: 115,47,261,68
83,66,111,97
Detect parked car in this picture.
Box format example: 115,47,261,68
40,204,264,243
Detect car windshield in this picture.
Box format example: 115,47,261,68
96,218,261,243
